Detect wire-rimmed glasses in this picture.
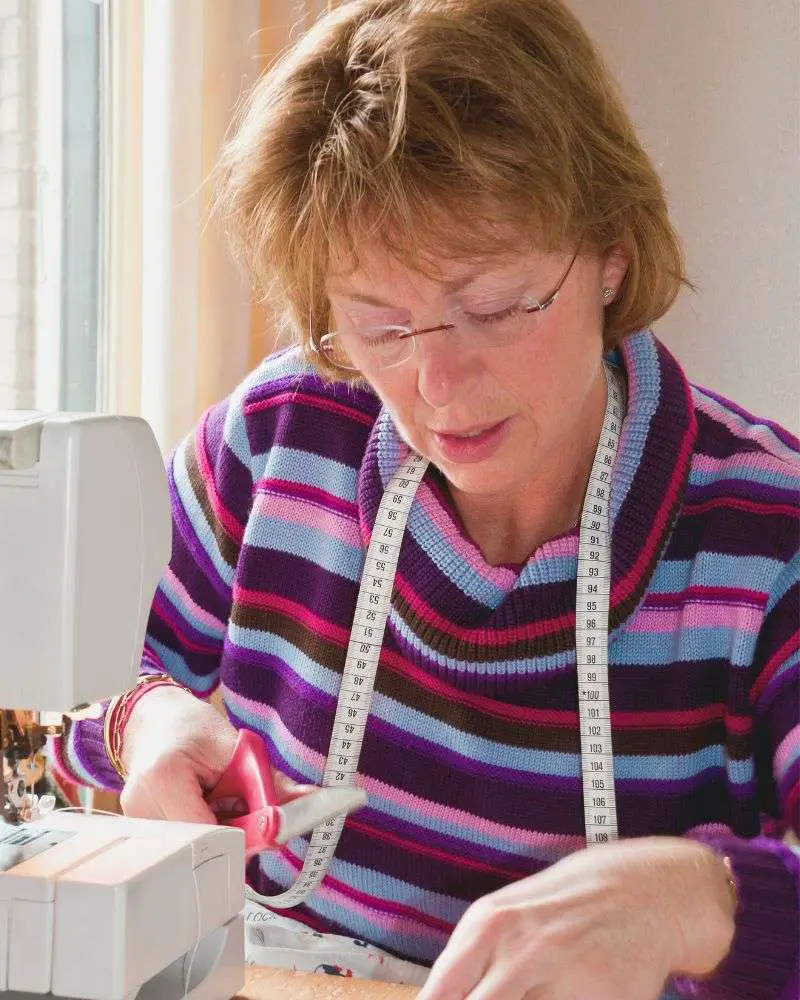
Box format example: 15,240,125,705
314,245,581,373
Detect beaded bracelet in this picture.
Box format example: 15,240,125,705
103,673,190,780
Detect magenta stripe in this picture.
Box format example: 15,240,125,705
194,412,244,544
245,390,375,426
643,586,768,609
628,603,763,633
255,478,358,518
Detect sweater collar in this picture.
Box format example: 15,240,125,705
357,330,697,646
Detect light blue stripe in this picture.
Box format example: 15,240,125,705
390,613,577,675
609,332,658,522
158,579,226,641
406,503,508,605
172,441,235,588
145,636,219,695
612,626,757,667
258,445,358,498
219,375,256,471
228,625,340,698
728,757,754,785
689,465,799,490
645,554,786,594
247,515,364,581
766,553,800,613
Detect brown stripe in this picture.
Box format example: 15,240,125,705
185,436,240,569
393,592,576,662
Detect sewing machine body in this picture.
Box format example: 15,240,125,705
0,413,247,999
0,812,245,999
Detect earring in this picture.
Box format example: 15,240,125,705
602,287,614,303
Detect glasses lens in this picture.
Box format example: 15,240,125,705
338,326,414,371
459,299,541,347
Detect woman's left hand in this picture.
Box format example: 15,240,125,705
416,836,736,1000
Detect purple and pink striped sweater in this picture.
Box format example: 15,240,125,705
52,330,799,998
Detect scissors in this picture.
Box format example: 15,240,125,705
205,729,367,860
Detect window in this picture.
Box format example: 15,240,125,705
0,0,107,413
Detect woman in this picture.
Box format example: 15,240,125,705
52,1,799,997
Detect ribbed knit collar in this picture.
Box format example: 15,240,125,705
356,331,698,659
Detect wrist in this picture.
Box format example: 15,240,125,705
672,842,737,979
105,674,193,779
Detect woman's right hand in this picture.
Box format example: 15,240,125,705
117,685,241,825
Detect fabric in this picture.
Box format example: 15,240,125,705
51,330,800,999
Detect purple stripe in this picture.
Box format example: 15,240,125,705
685,479,799,505
696,384,800,451
254,406,372,469
665,505,798,561
168,456,231,602
238,548,360,631
152,589,220,652
245,368,380,420
694,409,773,459
331,824,532,899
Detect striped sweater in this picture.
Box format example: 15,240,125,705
52,330,799,999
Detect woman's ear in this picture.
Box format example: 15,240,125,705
601,247,629,301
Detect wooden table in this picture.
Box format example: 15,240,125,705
238,966,419,999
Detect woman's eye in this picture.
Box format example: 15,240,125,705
358,327,405,346
466,302,523,325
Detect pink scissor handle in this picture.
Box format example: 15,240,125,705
206,729,284,855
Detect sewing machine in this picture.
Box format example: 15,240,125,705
0,411,246,1000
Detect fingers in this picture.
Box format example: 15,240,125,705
121,762,218,825
417,933,487,1000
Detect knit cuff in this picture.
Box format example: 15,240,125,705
672,834,800,1000
48,706,123,794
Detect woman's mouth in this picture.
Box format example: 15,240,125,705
432,418,511,464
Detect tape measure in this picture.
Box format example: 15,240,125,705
250,363,624,909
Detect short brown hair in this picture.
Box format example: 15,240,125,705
215,0,688,376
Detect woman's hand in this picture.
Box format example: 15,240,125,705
118,686,311,825
417,837,736,1000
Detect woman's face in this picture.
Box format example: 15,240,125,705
326,238,627,503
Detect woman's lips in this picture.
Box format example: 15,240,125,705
432,418,511,464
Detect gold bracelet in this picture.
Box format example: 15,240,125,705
103,674,190,780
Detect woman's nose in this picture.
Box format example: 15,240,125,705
415,330,481,409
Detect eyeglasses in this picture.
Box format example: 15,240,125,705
313,245,581,373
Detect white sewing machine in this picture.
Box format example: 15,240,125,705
0,412,246,1000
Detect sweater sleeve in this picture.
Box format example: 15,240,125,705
675,560,800,1000
49,388,255,793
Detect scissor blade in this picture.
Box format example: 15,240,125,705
275,787,368,843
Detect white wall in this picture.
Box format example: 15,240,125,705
568,0,800,433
